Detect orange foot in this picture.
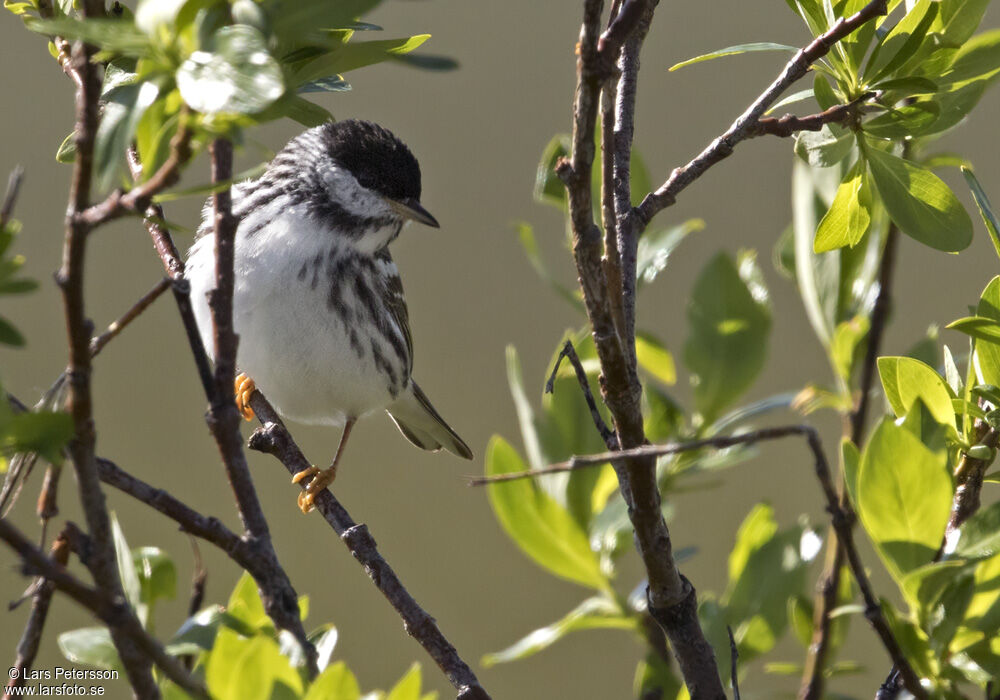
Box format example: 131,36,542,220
291,465,337,513
234,373,256,421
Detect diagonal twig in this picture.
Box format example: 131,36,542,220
55,6,159,690
559,2,725,695
727,626,741,700
246,392,491,700
0,518,209,700
633,0,889,228
469,425,926,696
201,138,319,677
3,528,69,700
546,340,617,449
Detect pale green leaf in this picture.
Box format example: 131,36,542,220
857,419,951,580
485,437,608,590
865,141,973,252
814,160,872,252
669,42,799,71
877,356,956,428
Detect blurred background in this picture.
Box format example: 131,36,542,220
2,1,999,697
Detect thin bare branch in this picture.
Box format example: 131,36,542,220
0,518,209,700
56,13,160,691
4,530,68,700
749,92,875,137
634,0,889,228
612,0,656,351
245,391,491,700
727,626,741,700
201,138,319,677
546,340,617,448
75,121,192,228
0,166,24,228
560,2,723,695
471,425,926,696
800,213,900,700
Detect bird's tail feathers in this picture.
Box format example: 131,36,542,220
386,382,473,460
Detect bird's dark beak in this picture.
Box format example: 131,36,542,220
389,197,440,228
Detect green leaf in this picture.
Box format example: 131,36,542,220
134,0,186,34
227,571,270,630
864,0,938,82
727,503,777,587
133,546,176,612
723,505,811,658
110,514,141,612
857,419,951,580
514,222,582,311
830,316,869,381
290,35,430,87
814,159,872,252
863,101,940,138
842,437,861,512
864,140,973,252
0,316,25,346
165,606,256,656
278,96,334,128
505,345,545,471
794,124,855,168
386,663,423,700
58,627,121,671
955,502,1000,559
25,17,150,56
177,25,284,114
970,277,1000,388
948,316,1000,344
635,219,703,287
928,0,990,46
297,75,351,93
669,42,799,71
813,73,839,111
1,411,73,466
267,0,381,46
534,134,570,210
55,131,76,163
392,52,459,71
303,661,361,700
789,595,814,648
877,356,956,428
94,81,159,193
207,628,303,700
485,436,608,590
962,167,1000,262
684,251,771,422
482,596,635,666
635,333,676,386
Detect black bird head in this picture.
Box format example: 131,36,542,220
272,120,439,233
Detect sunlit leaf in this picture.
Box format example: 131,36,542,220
669,42,799,71
684,252,771,421
482,596,634,666
485,437,608,590
857,419,951,581
177,25,284,114
864,140,973,252
814,159,872,252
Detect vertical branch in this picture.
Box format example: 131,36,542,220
201,140,319,677
612,0,656,352
4,532,69,699
600,0,625,339
55,5,158,692
798,220,901,700
559,2,725,697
